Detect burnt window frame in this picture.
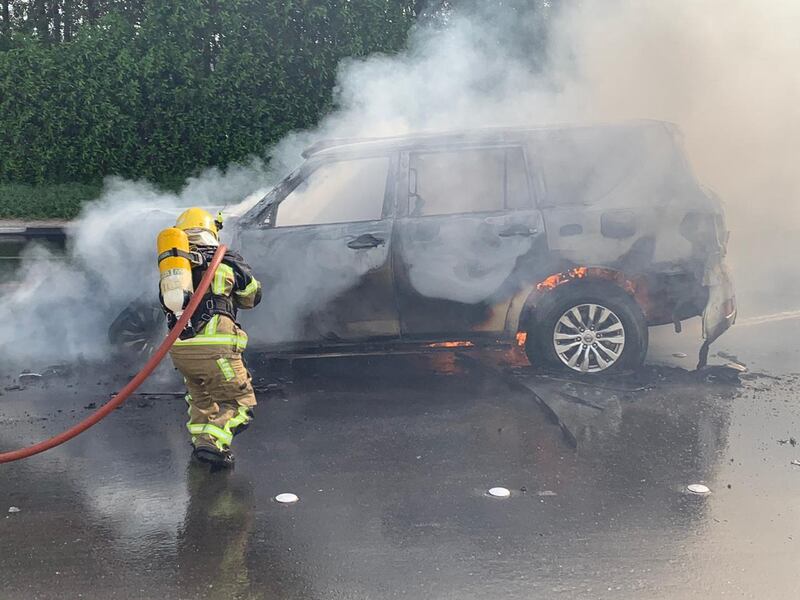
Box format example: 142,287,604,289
398,143,536,219
244,151,398,230
529,123,696,209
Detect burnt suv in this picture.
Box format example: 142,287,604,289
111,120,736,373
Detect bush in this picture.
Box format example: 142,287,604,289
0,2,417,189
0,183,103,220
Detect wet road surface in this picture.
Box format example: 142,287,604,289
2,319,800,599
0,320,800,599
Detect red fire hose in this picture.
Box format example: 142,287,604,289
0,244,228,464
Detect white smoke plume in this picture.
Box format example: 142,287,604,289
0,163,273,369
269,0,799,313
1,0,796,367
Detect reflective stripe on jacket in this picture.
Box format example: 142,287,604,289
172,314,248,352
164,246,261,351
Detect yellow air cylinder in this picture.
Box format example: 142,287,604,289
157,227,194,318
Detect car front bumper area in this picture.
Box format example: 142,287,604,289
699,257,736,366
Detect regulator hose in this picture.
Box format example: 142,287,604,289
0,244,228,464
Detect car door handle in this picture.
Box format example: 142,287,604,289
498,225,538,237
347,234,385,249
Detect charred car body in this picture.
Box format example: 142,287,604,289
111,120,736,373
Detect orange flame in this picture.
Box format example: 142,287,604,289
426,341,474,348
515,331,527,346
536,266,588,291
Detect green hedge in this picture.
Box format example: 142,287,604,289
0,183,103,220
0,1,417,194
0,2,559,220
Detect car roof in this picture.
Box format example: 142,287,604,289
302,119,677,159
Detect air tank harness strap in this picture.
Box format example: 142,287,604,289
158,247,195,264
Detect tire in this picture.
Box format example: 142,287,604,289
525,281,648,374
108,299,165,361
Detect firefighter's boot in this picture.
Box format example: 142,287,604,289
232,409,254,437
192,437,235,468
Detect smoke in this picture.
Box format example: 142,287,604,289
0,163,272,369
249,0,799,340
264,0,799,312
2,0,797,367
547,0,800,313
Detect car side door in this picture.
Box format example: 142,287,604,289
393,144,546,338
235,153,400,348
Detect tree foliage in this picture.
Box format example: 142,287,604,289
0,1,417,187
0,182,101,218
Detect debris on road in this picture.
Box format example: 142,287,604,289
717,350,743,363
790,460,800,467
687,484,711,496
18,372,42,380
8,506,20,513
672,352,688,358
41,364,73,377
253,383,286,395
537,490,557,497
698,364,744,383
457,353,578,449
556,390,604,411
724,361,748,373
488,487,511,498
534,371,651,393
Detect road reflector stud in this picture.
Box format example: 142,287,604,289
275,493,299,504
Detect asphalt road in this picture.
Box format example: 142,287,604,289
1,315,799,600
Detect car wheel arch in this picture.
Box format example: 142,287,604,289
518,267,642,332
519,274,649,372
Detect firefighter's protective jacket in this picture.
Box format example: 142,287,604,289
162,246,262,353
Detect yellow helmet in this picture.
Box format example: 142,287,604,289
175,207,221,239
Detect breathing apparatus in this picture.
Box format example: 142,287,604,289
157,227,195,321
157,208,225,329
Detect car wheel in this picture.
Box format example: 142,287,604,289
108,300,165,360
526,282,648,374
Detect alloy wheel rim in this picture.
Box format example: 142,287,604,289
552,303,626,373
118,305,164,356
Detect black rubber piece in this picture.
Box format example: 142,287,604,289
526,280,648,374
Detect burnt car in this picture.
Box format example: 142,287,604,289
110,120,736,373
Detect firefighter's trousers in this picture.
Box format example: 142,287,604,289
169,315,256,451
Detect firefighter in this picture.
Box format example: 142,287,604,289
162,207,262,468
